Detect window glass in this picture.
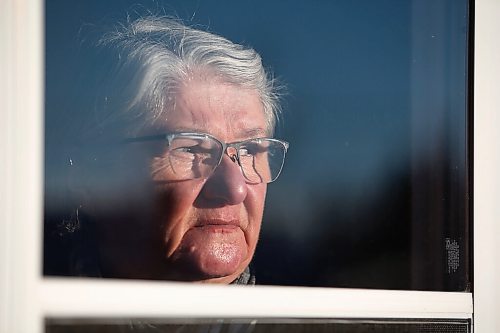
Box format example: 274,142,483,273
44,0,470,290
45,318,471,333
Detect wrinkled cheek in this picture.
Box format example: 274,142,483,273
171,226,248,278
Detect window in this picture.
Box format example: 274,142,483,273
2,0,499,332
44,0,470,291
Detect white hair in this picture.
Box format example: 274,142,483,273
96,16,282,135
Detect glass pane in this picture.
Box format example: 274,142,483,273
45,318,471,333
44,0,470,290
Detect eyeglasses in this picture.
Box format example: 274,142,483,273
123,132,289,184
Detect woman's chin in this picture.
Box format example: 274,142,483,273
168,226,250,282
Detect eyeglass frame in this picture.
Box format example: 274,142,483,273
122,132,289,184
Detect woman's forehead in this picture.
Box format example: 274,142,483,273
157,78,268,140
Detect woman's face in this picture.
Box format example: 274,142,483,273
93,76,268,283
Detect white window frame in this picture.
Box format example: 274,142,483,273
1,0,498,332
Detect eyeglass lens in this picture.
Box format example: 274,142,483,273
150,135,286,183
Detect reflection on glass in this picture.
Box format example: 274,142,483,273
45,0,470,290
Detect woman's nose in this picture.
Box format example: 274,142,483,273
199,154,248,206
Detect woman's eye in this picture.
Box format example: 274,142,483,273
174,145,214,157
239,148,250,156
178,147,196,153
176,146,202,154
240,144,264,156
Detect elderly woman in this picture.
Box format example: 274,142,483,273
48,16,288,284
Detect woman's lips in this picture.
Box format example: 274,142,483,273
195,224,239,234
195,219,241,228
194,220,240,233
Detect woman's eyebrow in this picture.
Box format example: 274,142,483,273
241,128,269,138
